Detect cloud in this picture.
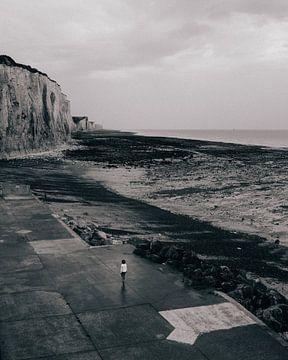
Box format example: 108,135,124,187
2,0,288,79
211,0,288,19
1,0,288,130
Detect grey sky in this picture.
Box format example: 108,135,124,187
1,0,288,129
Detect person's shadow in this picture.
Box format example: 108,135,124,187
121,282,127,302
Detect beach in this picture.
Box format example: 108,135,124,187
76,131,288,245
1,130,287,296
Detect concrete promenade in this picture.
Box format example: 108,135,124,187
0,195,287,359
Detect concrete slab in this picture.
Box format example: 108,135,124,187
40,253,112,279
0,198,72,242
0,291,72,321
60,277,144,313
30,238,88,255
195,325,288,360
0,269,54,295
78,304,173,350
153,288,226,311
0,315,95,360
128,278,223,311
99,341,207,360
0,255,43,274
26,215,72,241
0,241,36,258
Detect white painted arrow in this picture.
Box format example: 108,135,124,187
160,302,256,345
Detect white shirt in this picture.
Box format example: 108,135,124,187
120,263,127,273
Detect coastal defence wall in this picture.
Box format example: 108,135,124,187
0,55,73,158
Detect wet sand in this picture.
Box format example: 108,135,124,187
0,130,287,295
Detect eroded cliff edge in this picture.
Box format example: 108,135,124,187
0,55,73,158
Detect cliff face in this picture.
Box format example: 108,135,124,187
0,56,73,157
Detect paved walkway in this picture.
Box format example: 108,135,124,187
0,195,287,359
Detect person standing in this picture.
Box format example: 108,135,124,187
120,259,127,285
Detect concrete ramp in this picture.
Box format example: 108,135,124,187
0,193,287,360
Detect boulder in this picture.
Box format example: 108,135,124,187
95,230,107,240
137,242,150,251
167,245,183,262
220,266,234,281
203,275,217,287
221,281,236,292
159,245,170,260
150,240,162,254
148,254,162,263
89,237,105,246
133,247,147,257
192,268,203,279
267,289,285,306
182,251,201,266
263,304,288,332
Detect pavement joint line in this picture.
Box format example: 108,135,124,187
54,271,106,359
0,312,76,324
97,337,168,351
27,350,100,360
215,290,288,348
74,302,154,316
194,345,211,360
64,300,103,358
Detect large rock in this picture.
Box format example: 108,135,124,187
262,304,288,332
0,55,73,157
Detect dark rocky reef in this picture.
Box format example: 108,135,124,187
0,55,73,158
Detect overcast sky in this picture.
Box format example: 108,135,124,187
1,0,288,129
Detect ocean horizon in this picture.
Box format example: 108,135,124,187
134,129,288,148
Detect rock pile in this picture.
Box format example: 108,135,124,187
61,214,111,246
133,241,288,336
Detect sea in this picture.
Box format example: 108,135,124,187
135,129,288,148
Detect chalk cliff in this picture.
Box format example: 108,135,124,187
0,55,73,158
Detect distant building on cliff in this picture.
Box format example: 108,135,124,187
72,116,103,131
72,116,88,131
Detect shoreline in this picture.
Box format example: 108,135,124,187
133,129,288,149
